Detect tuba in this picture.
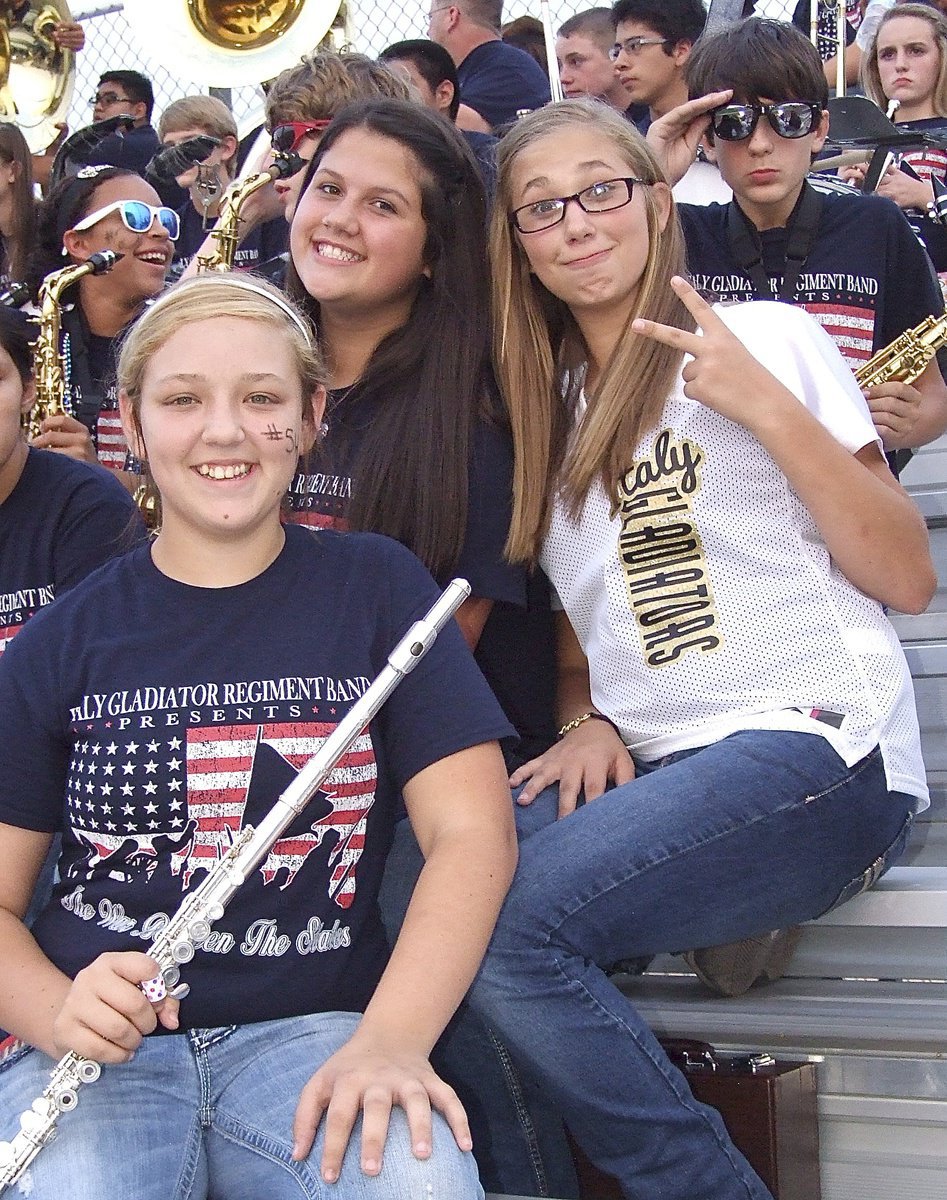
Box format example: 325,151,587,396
122,0,348,89
0,0,75,153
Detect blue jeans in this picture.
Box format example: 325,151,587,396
468,731,916,1200
379,797,580,1200
0,1012,483,1199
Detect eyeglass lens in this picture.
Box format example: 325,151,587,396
122,201,179,239
515,179,636,232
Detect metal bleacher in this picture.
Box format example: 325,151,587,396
624,436,947,1200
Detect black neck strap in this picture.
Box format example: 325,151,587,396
725,182,823,303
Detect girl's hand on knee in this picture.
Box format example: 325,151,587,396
510,722,634,816
292,1042,472,1182
52,951,166,1062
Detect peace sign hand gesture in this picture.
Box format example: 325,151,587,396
632,275,796,434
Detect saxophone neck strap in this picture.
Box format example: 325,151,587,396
725,181,824,304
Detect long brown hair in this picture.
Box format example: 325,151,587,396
0,123,37,283
490,99,692,564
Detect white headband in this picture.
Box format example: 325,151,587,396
146,274,314,345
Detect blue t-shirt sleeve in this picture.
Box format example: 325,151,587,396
451,419,527,608
880,197,943,345
0,621,70,832
371,538,514,790
53,469,144,592
459,44,550,128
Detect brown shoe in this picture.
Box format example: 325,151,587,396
682,927,803,997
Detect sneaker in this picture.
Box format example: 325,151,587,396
682,927,803,997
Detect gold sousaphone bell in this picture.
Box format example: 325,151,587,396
0,0,75,153
122,0,347,88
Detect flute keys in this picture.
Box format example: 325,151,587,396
19,1104,49,1133
162,965,181,989
207,903,224,921
77,1061,101,1083
0,1140,14,1166
171,940,195,964
54,1089,78,1112
188,919,211,945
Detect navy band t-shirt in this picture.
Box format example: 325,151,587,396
284,393,557,765
0,525,512,1028
1,448,141,654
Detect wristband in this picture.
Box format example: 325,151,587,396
557,711,620,740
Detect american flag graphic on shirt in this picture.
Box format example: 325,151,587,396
0,622,21,655
96,409,130,472
801,302,874,366
65,720,377,909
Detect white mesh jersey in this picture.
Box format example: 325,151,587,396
542,300,928,807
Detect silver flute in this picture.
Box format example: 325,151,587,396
0,578,471,1192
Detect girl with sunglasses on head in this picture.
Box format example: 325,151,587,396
286,97,561,1196
24,167,176,488
851,3,947,271
647,16,947,463
0,271,516,1200
457,95,934,1200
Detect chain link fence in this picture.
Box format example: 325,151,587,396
66,1,798,139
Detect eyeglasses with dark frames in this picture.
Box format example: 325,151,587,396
710,102,824,142
91,91,134,107
609,37,671,61
511,177,648,234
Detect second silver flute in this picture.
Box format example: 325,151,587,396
0,577,471,1193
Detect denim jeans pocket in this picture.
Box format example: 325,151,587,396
819,807,916,917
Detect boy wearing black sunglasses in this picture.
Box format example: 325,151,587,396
645,15,947,999
651,16,947,472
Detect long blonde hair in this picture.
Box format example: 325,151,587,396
862,3,947,118
490,99,692,564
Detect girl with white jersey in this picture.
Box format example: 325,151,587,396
467,98,934,1200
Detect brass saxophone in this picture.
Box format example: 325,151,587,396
196,151,302,273
22,250,121,441
855,311,947,389
0,578,471,1193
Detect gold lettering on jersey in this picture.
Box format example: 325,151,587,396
617,430,722,667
